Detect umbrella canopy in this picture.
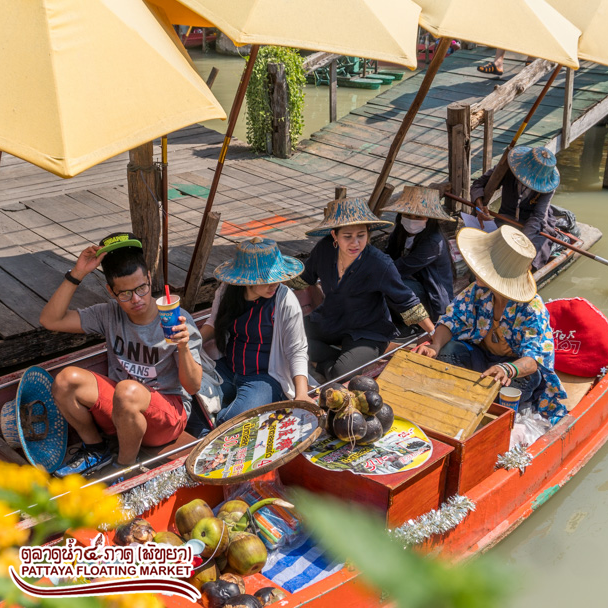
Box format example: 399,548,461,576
149,0,213,27
416,0,581,69
158,0,422,68
548,0,608,66
0,0,226,178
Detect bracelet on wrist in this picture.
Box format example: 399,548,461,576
64,270,81,286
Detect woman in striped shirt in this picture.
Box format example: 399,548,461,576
202,237,314,424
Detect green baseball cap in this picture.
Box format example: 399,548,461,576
96,232,143,257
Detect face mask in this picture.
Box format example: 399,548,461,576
401,217,427,234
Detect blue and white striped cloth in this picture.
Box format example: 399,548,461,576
261,536,344,593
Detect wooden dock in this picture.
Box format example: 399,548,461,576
1,47,607,370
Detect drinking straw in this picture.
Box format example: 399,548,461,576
164,284,171,305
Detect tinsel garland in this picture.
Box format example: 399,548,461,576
119,466,199,517
495,443,532,474
390,495,476,546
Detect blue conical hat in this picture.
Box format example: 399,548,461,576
305,197,393,237
214,237,304,285
508,146,560,194
0,366,68,473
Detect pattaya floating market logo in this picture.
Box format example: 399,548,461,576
10,534,201,601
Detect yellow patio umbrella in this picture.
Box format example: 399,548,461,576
417,0,580,69
548,0,608,66
368,0,582,208
157,0,422,67
0,0,226,178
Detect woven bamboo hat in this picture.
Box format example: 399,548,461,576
0,367,68,473
305,197,393,237
214,237,304,285
508,146,560,193
457,225,537,302
382,186,455,221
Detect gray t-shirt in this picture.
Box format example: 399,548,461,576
79,301,203,414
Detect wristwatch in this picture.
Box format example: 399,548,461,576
64,270,82,286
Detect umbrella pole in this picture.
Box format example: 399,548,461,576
184,44,260,294
161,135,169,286
368,37,451,210
445,191,608,266
482,64,562,203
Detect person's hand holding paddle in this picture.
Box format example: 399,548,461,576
474,197,492,230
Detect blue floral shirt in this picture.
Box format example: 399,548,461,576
438,283,567,424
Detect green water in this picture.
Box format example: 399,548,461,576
191,49,608,606
189,49,405,143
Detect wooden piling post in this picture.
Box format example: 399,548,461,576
446,103,471,212
182,211,220,312
603,151,608,189
483,109,494,173
268,62,291,158
371,183,395,216
127,142,162,291
562,68,574,150
329,59,338,123
335,186,347,200
206,67,219,89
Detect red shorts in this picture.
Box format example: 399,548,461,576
89,373,187,447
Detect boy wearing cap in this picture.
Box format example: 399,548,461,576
473,146,560,270
40,233,219,478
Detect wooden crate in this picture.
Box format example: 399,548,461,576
376,350,499,439
423,402,515,497
279,439,453,527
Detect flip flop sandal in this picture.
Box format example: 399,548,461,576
477,62,503,75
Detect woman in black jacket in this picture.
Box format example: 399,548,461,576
384,186,455,323
289,198,434,380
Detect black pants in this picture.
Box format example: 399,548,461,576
305,317,388,381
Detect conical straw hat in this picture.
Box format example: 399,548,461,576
214,237,304,285
507,146,560,193
456,225,537,302
305,197,393,237
382,186,455,221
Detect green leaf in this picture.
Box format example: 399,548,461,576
290,489,513,608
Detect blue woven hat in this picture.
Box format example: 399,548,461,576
214,237,304,285
508,146,560,194
305,197,393,237
0,367,68,473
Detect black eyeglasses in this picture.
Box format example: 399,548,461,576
112,282,150,302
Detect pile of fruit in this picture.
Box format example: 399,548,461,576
114,497,289,607
319,375,394,445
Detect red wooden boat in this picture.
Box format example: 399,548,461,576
1,223,605,606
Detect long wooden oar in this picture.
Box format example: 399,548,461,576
482,64,562,203
445,191,608,266
368,37,452,210
184,44,261,294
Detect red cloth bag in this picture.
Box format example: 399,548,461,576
546,297,608,377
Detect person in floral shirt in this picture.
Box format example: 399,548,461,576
416,225,567,424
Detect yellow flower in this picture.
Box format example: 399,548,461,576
0,547,20,576
0,462,48,495
0,501,28,549
49,476,125,529
103,594,164,608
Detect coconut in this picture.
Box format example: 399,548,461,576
226,532,268,575
363,390,383,415
224,595,263,608
376,403,395,435
324,386,352,411
254,587,288,606
347,375,379,393
333,405,367,442
318,381,344,409
202,580,241,608
174,498,214,538
357,415,383,445
114,518,155,546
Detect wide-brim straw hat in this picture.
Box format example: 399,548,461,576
0,366,68,473
457,225,537,303
382,186,455,221
508,146,560,193
305,197,393,237
214,237,304,285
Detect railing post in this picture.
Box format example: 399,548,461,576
483,109,494,173
446,103,471,213
562,68,574,150
329,59,338,123
267,62,291,158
